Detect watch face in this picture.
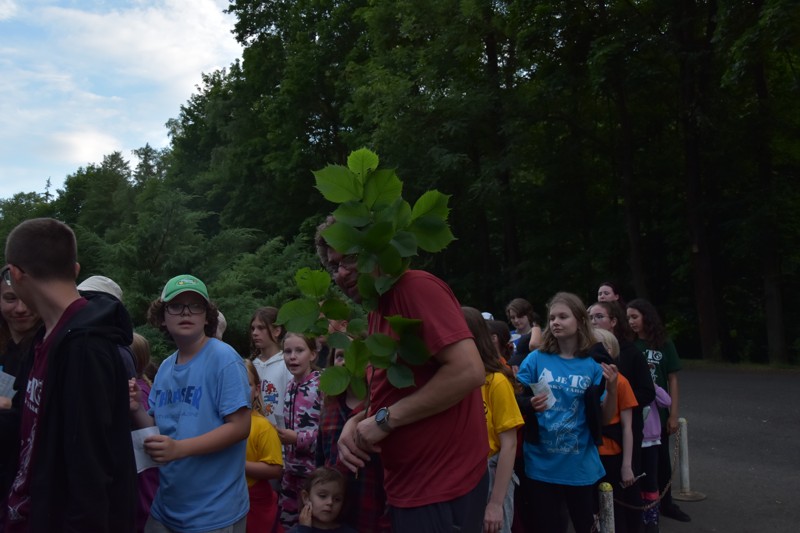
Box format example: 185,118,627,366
376,407,388,424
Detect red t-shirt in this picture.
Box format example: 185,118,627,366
6,298,87,530
368,270,488,507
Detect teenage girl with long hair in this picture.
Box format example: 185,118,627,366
626,299,690,523
462,307,523,533
516,292,617,533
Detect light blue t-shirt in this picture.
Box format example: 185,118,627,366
517,349,605,486
148,338,251,531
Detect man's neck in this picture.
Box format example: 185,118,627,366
32,283,82,339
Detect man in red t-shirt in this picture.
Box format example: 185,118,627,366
316,220,489,533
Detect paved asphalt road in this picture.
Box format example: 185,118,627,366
655,363,800,533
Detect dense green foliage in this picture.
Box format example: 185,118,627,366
2,0,798,364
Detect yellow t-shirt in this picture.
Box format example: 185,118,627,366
482,372,524,457
246,411,283,487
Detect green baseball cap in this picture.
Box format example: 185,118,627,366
160,274,209,303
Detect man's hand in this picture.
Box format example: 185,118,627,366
337,411,371,473
355,414,388,451
144,435,183,463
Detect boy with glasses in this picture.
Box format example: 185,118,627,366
3,218,136,532
129,274,251,532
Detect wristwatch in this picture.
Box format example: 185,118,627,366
375,406,392,432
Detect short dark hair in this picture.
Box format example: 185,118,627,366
5,218,77,281
147,298,220,339
505,297,540,327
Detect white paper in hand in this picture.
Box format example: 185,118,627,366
131,426,162,473
0,371,16,400
532,376,557,409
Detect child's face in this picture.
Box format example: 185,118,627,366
303,480,344,526
163,292,208,341
283,335,315,379
333,348,345,367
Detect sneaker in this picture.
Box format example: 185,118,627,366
661,503,691,522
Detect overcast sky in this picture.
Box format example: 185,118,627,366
0,0,242,199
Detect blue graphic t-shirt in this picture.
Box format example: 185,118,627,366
517,350,605,485
148,338,251,531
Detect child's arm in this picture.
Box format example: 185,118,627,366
666,372,680,434
129,378,155,428
619,408,634,486
485,429,517,532
144,406,251,463
0,396,10,410
246,460,283,480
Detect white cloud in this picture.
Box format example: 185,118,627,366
0,0,242,198
0,0,17,21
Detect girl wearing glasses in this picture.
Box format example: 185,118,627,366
129,274,252,532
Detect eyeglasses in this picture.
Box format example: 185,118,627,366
1,266,10,287
589,313,608,321
165,302,207,315
326,254,358,276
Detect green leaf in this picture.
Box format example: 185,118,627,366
374,274,399,295
349,375,367,400
386,315,423,336
398,332,432,365
375,197,412,229
357,273,379,309
344,339,371,377
387,363,415,388
313,165,363,203
320,297,351,320
321,222,362,254
333,201,371,228
377,243,403,276
363,168,403,209
356,252,377,274
362,221,394,252
327,331,352,350
346,318,367,336
408,215,455,253
364,333,397,357
319,365,350,396
277,299,321,333
370,352,394,369
410,190,451,221
347,148,379,181
295,268,330,299
390,231,417,257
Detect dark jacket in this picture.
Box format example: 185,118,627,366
26,292,136,532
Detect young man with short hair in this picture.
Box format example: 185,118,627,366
4,218,136,532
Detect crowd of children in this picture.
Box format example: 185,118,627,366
0,244,688,532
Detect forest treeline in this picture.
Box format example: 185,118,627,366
1,0,798,363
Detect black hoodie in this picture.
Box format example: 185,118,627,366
17,292,136,532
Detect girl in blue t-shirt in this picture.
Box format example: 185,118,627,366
517,292,617,533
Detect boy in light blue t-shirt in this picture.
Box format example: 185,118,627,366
130,275,251,532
